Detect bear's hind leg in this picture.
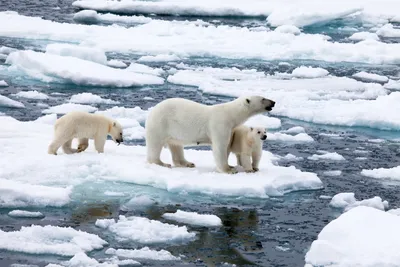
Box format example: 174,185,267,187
168,143,195,168
77,138,89,153
146,138,171,168
48,136,70,155
62,139,77,154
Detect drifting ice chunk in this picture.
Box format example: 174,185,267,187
162,210,222,227
15,90,49,100
349,32,379,41
274,25,301,35
8,210,44,218
291,66,329,78
73,9,152,25
107,59,127,68
45,43,108,65
268,132,314,142
352,71,389,83
0,95,25,108
305,206,400,267
361,166,400,180
69,92,119,104
138,54,181,62
0,80,8,86
308,152,345,161
330,192,388,211
105,247,180,261
376,23,400,38
42,103,98,114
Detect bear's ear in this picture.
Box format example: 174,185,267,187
246,98,250,104
113,122,116,127
250,127,253,131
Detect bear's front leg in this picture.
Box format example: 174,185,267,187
94,136,106,153
240,154,255,173
252,150,262,172
212,133,237,174
77,138,89,153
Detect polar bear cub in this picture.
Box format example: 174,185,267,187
229,125,267,173
48,111,123,155
145,95,275,174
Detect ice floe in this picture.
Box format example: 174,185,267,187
69,92,119,104
305,206,400,267
138,54,181,62
323,170,342,176
8,210,44,218
162,210,222,227
283,126,305,134
42,103,98,114
0,95,25,108
14,90,49,100
47,252,119,267
349,32,379,41
0,80,8,86
329,192,389,211
126,63,165,76
95,215,196,244
0,225,107,256
73,9,152,25
105,247,180,261
384,79,400,90
106,59,127,68
361,166,400,180
308,152,345,161
352,71,389,83
45,43,108,65
268,132,314,142
274,25,300,35
6,50,164,87
376,23,400,37
291,66,329,78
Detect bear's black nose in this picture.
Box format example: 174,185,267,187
270,101,275,107
261,135,267,140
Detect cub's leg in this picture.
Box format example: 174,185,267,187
240,153,255,173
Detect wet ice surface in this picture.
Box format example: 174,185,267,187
1,0,400,267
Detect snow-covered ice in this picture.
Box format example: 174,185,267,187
0,115,322,199
384,79,400,90
0,225,107,256
361,166,400,180
105,247,180,261
14,90,49,100
107,59,127,68
349,32,379,41
0,80,8,86
47,252,119,267
45,43,108,65
274,25,300,35
376,23,400,37
42,103,98,114
6,50,164,87
352,71,389,83
308,152,345,161
283,126,305,134
69,92,119,104
0,95,25,108
330,192,389,212
278,153,303,161
268,132,314,142
8,210,44,218
95,215,196,244
138,54,181,62
73,10,152,25
126,63,164,76
162,210,223,227
305,206,400,267
291,66,329,78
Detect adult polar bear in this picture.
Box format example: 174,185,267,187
145,95,275,174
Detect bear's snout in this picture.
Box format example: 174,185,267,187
116,138,123,145
261,135,267,140
263,99,275,111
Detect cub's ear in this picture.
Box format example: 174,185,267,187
246,98,250,104
113,122,116,127
250,127,253,131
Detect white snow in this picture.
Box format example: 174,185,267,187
15,90,49,100
69,92,119,104
0,225,107,256
330,192,389,212
0,178,72,208
105,247,180,261
323,170,342,176
73,10,152,25
274,25,300,35
6,50,164,87
387,208,400,216
291,66,329,78
42,103,98,114
308,152,345,161
138,54,181,62
376,23,400,37
0,80,8,86
349,32,379,41
45,43,108,65
352,71,389,83
243,114,281,129
95,215,196,244
0,115,323,199
0,95,25,108
305,206,400,267
268,132,314,142
8,210,44,218
3,12,400,64
162,210,223,227
107,59,127,68
361,166,400,180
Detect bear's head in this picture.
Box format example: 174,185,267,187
249,127,267,141
109,120,124,145
244,96,275,114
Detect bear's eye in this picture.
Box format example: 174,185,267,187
257,131,261,134
120,133,122,136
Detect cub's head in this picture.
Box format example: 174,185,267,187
244,96,275,114
109,120,123,145
249,127,267,141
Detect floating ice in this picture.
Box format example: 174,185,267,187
95,215,196,244
73,10,152,25
126,63,164,76
0,80,8,86
291,66,329,78
349,32,379,41
0,225,107,256
384,79,400,90
361,166,400,180
305,206,400,267
69,92,119,104
0,179,72,208
376,23,400,37
138,54,181,62
42,103,98,114
352,71,389,83
162,210,223,227
47,252,118,267
3,12,400,64
283,126,305,134
278,153,303,161
6,50,164,87
308,152,345,161
0,95,25,108
8,210,44,218
268,132,314,142
105,247,180,261
323,170,342,176
243,114,281,130
14,90,49,100
45,43,107,65
107,59,127,68
330,192,389,211
274,25,300,35
0,46,17,55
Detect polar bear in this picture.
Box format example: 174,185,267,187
145,95,275,174
48,111,123,155
229,125,267,173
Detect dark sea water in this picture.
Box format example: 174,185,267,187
1,1,400,267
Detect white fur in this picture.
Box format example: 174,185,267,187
48,111,123,155
145,95,275,173
229,125,267,173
